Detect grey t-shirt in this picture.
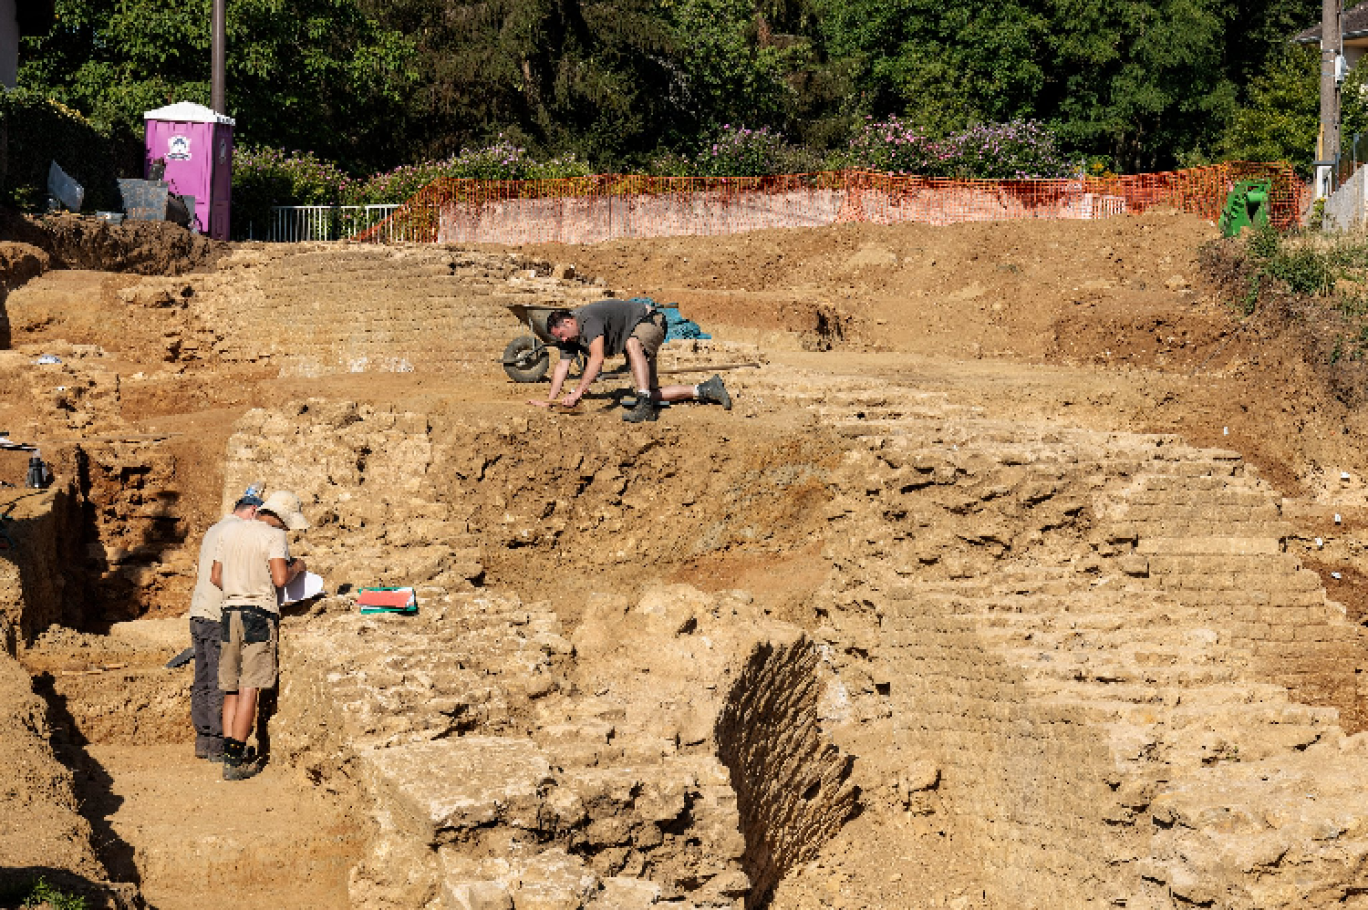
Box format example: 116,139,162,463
559,299,650,358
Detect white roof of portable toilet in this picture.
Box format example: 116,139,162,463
143,101,235,126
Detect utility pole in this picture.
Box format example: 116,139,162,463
1318,0,1342,198
211,0,227,114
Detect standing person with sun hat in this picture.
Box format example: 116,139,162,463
211,489,309,781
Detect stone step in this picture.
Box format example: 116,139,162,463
982,638,1252,668
997,610,1245,633
1013,658,1246,689
1141,552,1303,574
1031,688,1330,731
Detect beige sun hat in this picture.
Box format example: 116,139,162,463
259,490,309,530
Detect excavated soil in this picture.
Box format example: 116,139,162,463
0,209,229,276
5,208,1368,908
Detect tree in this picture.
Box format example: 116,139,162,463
1223,44,1368,177
1042,0,1239,171
663,0,790,135
1221,44,1318,174
360,0,703,167
19,0,418,171
15,0,1342,177
810,0,1049,135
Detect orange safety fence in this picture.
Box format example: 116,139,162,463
352,162,1307,245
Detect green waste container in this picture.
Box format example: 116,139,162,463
1218,179,1272,237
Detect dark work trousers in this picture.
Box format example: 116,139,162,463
190,617,225,757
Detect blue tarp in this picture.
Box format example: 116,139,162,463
627,297,712,341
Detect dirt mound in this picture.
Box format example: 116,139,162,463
0,242,50,288
517,209,1219,356
0,208,228,275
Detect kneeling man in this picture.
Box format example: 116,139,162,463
530,299,731,422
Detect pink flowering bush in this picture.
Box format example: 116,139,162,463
843,116,950,175
941,121,1076,179
235,138,592,206
842,117,1076,179
233,120,1077,234
694,125,788,177
349,138,592,203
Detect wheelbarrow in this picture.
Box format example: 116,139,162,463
501,303,563,383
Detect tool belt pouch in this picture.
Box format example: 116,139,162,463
221,606,278,644
632,307,663,331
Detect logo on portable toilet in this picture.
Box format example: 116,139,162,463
167,134,192,161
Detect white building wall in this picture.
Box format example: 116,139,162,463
1323,161,1368,231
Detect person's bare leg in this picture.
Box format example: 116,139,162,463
222,691,238,741
656,384,699,402
626,338,697,402
229,687,259,742
626,339,651,395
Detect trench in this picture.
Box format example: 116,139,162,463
3,452,365,908
17,620,363,910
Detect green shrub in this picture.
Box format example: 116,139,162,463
1309,197,1326,231
0,89,118,212
1229,225,1368,365
25,878,86,910
1246,223,1281,260
0,876,88,910
1266,244,1335,294
1245,225,1336,295
643,149,694,177
231,146,352,238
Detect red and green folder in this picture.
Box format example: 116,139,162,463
357,586,417,615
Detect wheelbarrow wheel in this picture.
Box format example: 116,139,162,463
502,335,550,383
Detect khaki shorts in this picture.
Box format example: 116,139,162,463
629,315,665,386
219,607,279,691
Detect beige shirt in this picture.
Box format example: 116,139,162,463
213,519,290,615
188,514,242,622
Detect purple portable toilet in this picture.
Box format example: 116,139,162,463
143,101,235,240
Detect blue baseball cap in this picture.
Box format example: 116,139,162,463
235,483,266,509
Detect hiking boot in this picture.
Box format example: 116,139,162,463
223,753,263,781
622,396,659,423
697,375,732,410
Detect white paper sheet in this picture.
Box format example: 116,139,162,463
278,571,325,605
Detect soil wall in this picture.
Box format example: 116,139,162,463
0,647,135,908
